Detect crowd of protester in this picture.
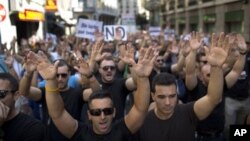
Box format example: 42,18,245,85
0,28,250,141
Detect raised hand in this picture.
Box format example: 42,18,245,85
119,45,135,66
168,41,179,55
114,27,122,41
25,51,43,75
4,53,14,69
132,47,158,77
27,51,49,66
236,34,247,54
24,57,37,74
0,101,10,126
179,40,191,57
73,50,92,77
91,42,104,62
94,29,104,42
205,32,229,67
37,61,58,80
189,31,202,51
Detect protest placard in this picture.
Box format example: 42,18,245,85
149,27,161,37
104,25,128,41
75,19,103,40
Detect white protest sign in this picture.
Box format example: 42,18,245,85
104,25,128,41
122,13,135,25
149,27,161,37
75,19,103,40
164,28,175,41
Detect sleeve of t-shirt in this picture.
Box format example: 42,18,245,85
37,87,45,104
121,78,132,94
181,102,199,126
113,119,132,139
70,121,88,140
114,118,132,135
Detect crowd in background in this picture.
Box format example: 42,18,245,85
0,28,250,141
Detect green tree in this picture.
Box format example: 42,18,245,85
136,13,148,30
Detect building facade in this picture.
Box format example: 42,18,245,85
0,0,120,45
157,0,250,41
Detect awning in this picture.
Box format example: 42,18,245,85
18,9,45,21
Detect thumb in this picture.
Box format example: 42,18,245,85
54,60,60,69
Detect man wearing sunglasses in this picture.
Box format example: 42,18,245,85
37,47,156,140
0,73,46,141
19,53,101,141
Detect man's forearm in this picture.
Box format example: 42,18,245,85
45,80,64,119
134,77,150,112
207,66,223,105
185,50,196,74
19,72,33,97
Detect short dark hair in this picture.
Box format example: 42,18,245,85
101,48,113,55
54,59,70,68
151,73,177,93
196,52,206,62
88,91,113,108
0,73,19,92
99,56,115,66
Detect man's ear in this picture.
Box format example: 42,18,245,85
87,110,92,121
112,108,116,118
151,92,155,101
13,91,20,101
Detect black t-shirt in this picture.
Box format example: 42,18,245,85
186,79,227,133
99,79,131,120
225,56,250,99
71,119,132,141
3,113,46,141
136,102,198,141
39,87,85,141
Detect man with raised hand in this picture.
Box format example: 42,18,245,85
37,47,157,140
135,32,229,141
19,51,101,141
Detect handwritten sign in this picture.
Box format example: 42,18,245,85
75,19,103,40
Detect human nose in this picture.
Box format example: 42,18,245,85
100,112,106,119
57,75,63,80
165,97,170,105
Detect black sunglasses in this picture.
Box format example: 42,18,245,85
156,59,164,63
89,108,114,116
56,73,68,78
200,60,208,64
0,90,15,99
102,66,116,71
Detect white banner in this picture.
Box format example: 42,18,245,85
104,25,128,41
164,28,175,41
149,27,161,37
75,19,103,40
122,13,135,25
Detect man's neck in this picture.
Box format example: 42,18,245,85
59,86,69,92
6,108,19,121
154,108,173,120
154,67,161,73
